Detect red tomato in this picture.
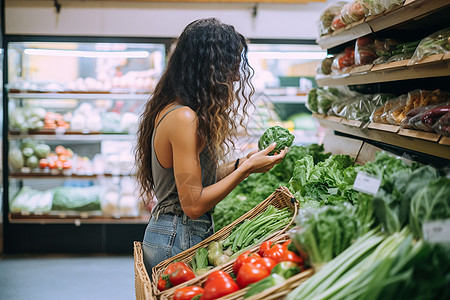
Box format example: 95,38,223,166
201,272,239,300
252,257,277,272
280,251,304,265
157,278,168,291
232,251,261,275
264,244,285,263
236,262,270,289
158,262,196,291
204,271,230,287
258,241,273,257
173,286,204,300
62,161,72,170
55,145,66,156
58,155,68,162
281,240,292,250
48,160,57,169
39,158,49,169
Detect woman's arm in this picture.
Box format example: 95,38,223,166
170,109,286,219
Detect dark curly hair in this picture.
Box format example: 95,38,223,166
135,18,255,204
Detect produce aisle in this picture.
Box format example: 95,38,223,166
137,1,450,299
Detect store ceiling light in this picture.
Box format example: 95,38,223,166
248,51,327,60
23,49,150,58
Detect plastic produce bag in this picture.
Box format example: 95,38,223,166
52,186,101,211
316,87,341,114
317,1,348,36
10,186,53,213
370,94,407,124
401,104,440,130
340,0,367,25
408,27,450,65
317,55,335,75
355,35,378,65
360,0,404,16
331,47,355,72
432,112,450,136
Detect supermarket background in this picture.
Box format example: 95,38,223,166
1,0,450,300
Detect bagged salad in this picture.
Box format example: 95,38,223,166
408,27,450,65
360,0,404,16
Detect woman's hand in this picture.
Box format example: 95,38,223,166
241,143,287,175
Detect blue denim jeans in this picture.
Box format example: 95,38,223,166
142,212,214,277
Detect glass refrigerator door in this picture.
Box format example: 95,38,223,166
6,41,165,223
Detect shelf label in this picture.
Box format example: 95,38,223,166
423,220,450,244
353,171,381,195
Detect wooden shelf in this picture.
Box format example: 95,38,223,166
315,57,450,87
316,0,450,50
9,212,150,225
313,113,450,160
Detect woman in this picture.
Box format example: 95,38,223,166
135,18,287,276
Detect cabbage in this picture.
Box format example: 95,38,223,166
8,148,24,171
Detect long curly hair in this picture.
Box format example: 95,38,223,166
135,18,255,204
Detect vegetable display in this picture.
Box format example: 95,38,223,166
213,144,330,231
258,126,294,156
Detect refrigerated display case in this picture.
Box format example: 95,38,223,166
3,38,169,253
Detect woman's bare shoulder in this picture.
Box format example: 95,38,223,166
170,106,198,126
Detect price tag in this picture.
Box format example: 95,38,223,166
423,220,450,244
353,171,381,195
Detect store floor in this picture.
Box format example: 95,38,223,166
0,255,135,300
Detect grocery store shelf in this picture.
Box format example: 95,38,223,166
9,212,150,225
9,172,133,179
313,113,450,160
315,56,450,87
316,0,450,50
8,92,149,100
8,132,135,141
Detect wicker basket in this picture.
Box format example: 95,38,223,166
134,241,155,300
154,186,298,298
159,233,313,300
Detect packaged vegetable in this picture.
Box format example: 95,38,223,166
340,0,367,25
401,104,441,130
331,12,346,31
52,186,101,211
421,104,450,131
354,35,378,65
375,94,407,124
360,0,404,16
432,111,450,136
9,186,53,213
331,47,355,72
408,27,450,65
317,55,335,75
373,38,400,57
316,87,341,114
317,1,348,36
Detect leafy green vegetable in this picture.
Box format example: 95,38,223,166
213,144,330,231
359,153,440,235
289,204,363,266
191,247,209,271
409,177,450,239
306,88,318,113
52,186,101,211
289,154,360,207
258,126,295,155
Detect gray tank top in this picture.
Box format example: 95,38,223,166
151,105,217,216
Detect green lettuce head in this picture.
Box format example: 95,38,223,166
258,126,295,155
